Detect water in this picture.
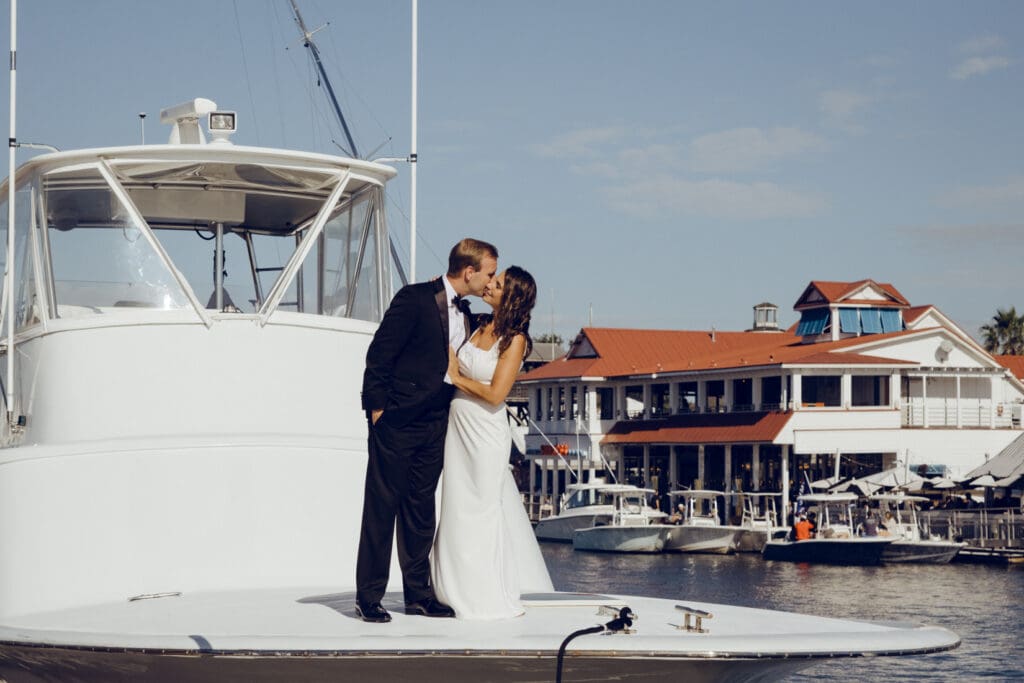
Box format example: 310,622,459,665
540,543,1023,681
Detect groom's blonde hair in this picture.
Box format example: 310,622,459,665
447,238,498,276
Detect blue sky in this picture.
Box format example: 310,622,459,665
3,1,1022,342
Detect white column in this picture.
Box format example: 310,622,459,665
541,386,550,426
752,444,761,491
791,372,802,409
752,377,762,411
724,379,734,412
841,373,852,408
724,444,733,493
890,372,901,411
615,385,626,419
528,459,536,520
642,445,650,487
697,444,706,489
781,445,791,521
643,384,652,419
552,458,561,511
669,446,678,490
540,458,549,514
697,381,707,413
669,382,680,414
615,446,624,483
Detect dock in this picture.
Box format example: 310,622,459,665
953,546,1024,566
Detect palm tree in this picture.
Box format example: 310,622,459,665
980,307,1024,355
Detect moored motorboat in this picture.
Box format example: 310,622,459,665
571,487,671,553
533,479,617,542
662,490,742,554
734,492,789,552
762,493,894,565
869,493,966,564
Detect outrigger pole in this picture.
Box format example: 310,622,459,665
4,0,17,427
288,0,359,159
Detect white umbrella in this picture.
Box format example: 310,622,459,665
928,477,958,489
810,477,839,490
970,474,998,488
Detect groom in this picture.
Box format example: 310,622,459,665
356,237,499,623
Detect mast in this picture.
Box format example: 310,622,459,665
5,0,16,427
409,0,418,281
288,0,359,159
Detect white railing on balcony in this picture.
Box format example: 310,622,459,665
902,398,1014,428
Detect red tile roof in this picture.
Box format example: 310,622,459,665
602,411,793,445
902,305,933,325
997,355,1024,381
519,326,918,382
797,279,909,308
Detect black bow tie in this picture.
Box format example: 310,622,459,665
451,295,470,314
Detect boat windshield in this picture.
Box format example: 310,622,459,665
3,158,392,325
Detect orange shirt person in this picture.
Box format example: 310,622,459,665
794,516,813,541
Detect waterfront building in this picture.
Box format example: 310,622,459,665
517,280,1024,518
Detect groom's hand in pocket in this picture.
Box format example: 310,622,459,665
371,409,383,425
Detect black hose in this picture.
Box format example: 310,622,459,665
555,606,634,683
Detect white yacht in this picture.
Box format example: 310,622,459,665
571,486,671,553
869,493,966,564
533,479,618,541
0,101,961,680
662,490,742,554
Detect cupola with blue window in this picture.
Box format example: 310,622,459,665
793,279,908,343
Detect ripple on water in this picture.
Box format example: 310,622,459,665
540,543,1023,682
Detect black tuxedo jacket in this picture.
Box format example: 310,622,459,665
361,278,470,427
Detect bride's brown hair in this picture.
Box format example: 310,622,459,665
487,266,536,358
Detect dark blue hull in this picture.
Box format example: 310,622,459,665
762,538,893,565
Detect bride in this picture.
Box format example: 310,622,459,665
431,265,548,619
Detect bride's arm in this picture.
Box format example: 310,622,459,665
449,334,527,407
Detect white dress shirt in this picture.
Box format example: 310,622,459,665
442,277,468,383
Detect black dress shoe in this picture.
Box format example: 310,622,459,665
356,602,392,623
404,597,455,618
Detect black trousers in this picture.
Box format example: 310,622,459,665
356,407,447,606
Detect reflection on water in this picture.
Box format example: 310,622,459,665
541,543,1023,681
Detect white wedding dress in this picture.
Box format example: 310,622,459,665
431,334,552,620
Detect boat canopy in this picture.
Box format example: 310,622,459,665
0,146,399,331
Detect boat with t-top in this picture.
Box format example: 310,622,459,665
662,489,742,554
869,492,966,564
762,492,894,565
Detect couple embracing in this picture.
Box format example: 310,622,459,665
356,238,546,623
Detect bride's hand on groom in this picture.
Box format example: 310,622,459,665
447,346,461,382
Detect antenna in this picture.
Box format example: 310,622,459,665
5,0,17,427
288,0,359,158
138,112,146,144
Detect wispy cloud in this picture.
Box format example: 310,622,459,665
950,55,1011,80
607,176,827,221
951,34,1011,80
958,34,1005,54
938,175,1024,207
530,126,632,159
689,127,826,173
819,89,872,133
534,125,829,220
